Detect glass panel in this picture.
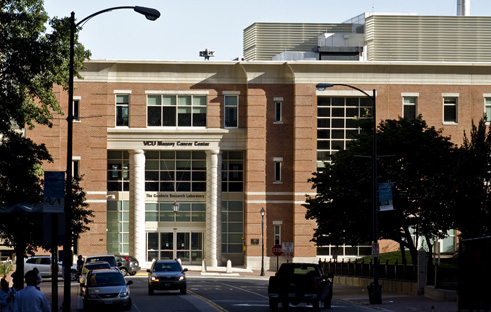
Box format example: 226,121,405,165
193,107,206,127
147,95,161,106
225,107,238,127
177,233,190,250
160,233,173,250
148,233,158,250
318,107,330,117
225,96,238,106
146,160,159,170
193,96,207,106
146,203,158,211
148,251,158,261
191,233,203,250
162,107,176,126
179,96,192,106
148,106,161,126
116,95,129,104
160,251,173,260
176,251,189,260
162,95,176,106
146,151,159,159
178,107,192,126
192,161,206,170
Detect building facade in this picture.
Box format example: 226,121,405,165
25,59,491,269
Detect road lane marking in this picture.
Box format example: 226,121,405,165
188,290,229,312
221,282,268,299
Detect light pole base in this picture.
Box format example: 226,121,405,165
367,283,382,304
260,268,265,276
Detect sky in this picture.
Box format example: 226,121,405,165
43,0,491,61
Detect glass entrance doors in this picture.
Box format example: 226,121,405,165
147,232,203,265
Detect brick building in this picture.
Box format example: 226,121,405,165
24,10,491,269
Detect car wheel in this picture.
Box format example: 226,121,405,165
282,299,289,310
120,267,129,276
148,286,154,295
70,270,78,281
269,298,278,311
324,298,332,309
180,284,187,295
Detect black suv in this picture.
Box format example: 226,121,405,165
114,255,141,276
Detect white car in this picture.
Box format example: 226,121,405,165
24,255,78,281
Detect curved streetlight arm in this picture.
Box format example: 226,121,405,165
63,6,159,312
316,83,375,102
75,6,160,27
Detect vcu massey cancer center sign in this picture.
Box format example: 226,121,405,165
143,141,211,147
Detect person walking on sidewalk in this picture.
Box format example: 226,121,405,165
0,278,14,312
13,270,50,312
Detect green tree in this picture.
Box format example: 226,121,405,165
0,0,91,284
305,116,457,264
455,117,491,239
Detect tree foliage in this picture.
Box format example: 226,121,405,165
305,116,457,264
0,0,92,279
455,117,491,239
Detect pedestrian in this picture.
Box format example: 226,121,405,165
0,278,14,312
13,270,50,312
76,255,84,277
31,268,42,290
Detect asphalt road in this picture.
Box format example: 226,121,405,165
41,275,457,312
42,276,390,312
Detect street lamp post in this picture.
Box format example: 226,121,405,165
260,207,265,276
63,6,160,312
315,83,381,304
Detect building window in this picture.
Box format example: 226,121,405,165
107,200,130,254
221,201,244,254
443,97,458,123
145,151,206,192
73,100,80,121
72,160,80,178
274,100,283,123
317,96,371,167
224,95,238,128
274,157,283,183
274,225,281,245
116,95,129,126
107,151,130,192
485,98,491,123
221,151,244,192
147,94,206,127
403,96,417,120
145,202,206,222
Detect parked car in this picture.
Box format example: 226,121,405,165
24,255,78,281
147,260,188,295
114,255,140,276
79,261,111,286
84,255,120,269
81,268,132,311
268,262,333,311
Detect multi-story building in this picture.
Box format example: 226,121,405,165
25,8,491,269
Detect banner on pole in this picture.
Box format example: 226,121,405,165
378,182,394,211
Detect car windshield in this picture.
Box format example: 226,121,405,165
87,272,125,287
87,257,117,267
83,263,110,274
153,262,181,272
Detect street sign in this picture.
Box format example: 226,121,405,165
282,242,294,253
272,244,283,256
